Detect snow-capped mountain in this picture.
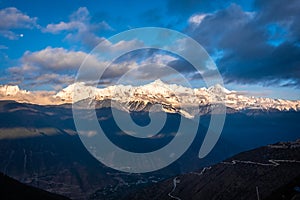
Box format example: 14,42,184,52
0,85,57,105
1,81,300,117
0,85,29,96
55,80,300,115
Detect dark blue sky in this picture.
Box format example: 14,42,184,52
0,0,299,99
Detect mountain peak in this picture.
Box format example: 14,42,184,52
208,84,231,94
148,79,168,87
0,85,29,96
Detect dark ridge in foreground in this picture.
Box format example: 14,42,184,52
123,140,300,200
0,172,70,200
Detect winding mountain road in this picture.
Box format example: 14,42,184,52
167,159,300,200
190,166,212,176
168,177,181,200
221,159,300,166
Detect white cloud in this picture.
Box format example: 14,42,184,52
45,21,82,34
99,39,145,55
35,73,75,86
7,47,95,88
188,14,208,26
44,7,89,33
6,46,140,89
110,53,182,83
8,64,37,74
0,7,37,29
22,47,93,71
19,46,139,72
141,53,177,66
0,30,19,40
44,7,113,48
0,7,38,40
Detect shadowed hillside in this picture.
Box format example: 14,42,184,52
123,140,300,200
0,172,70,200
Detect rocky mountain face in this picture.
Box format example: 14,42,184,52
123,140,300,200
1,80,300,118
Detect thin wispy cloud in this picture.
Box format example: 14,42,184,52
44,7,113,49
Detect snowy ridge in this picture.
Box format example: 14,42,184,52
55,80,300,114
0,85,29,96
1,81,300,117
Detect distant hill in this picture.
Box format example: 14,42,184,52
0,172,69,200
123,140,300,200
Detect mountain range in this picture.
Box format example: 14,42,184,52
1,80,299,119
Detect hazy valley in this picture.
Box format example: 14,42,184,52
0,94,299,199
